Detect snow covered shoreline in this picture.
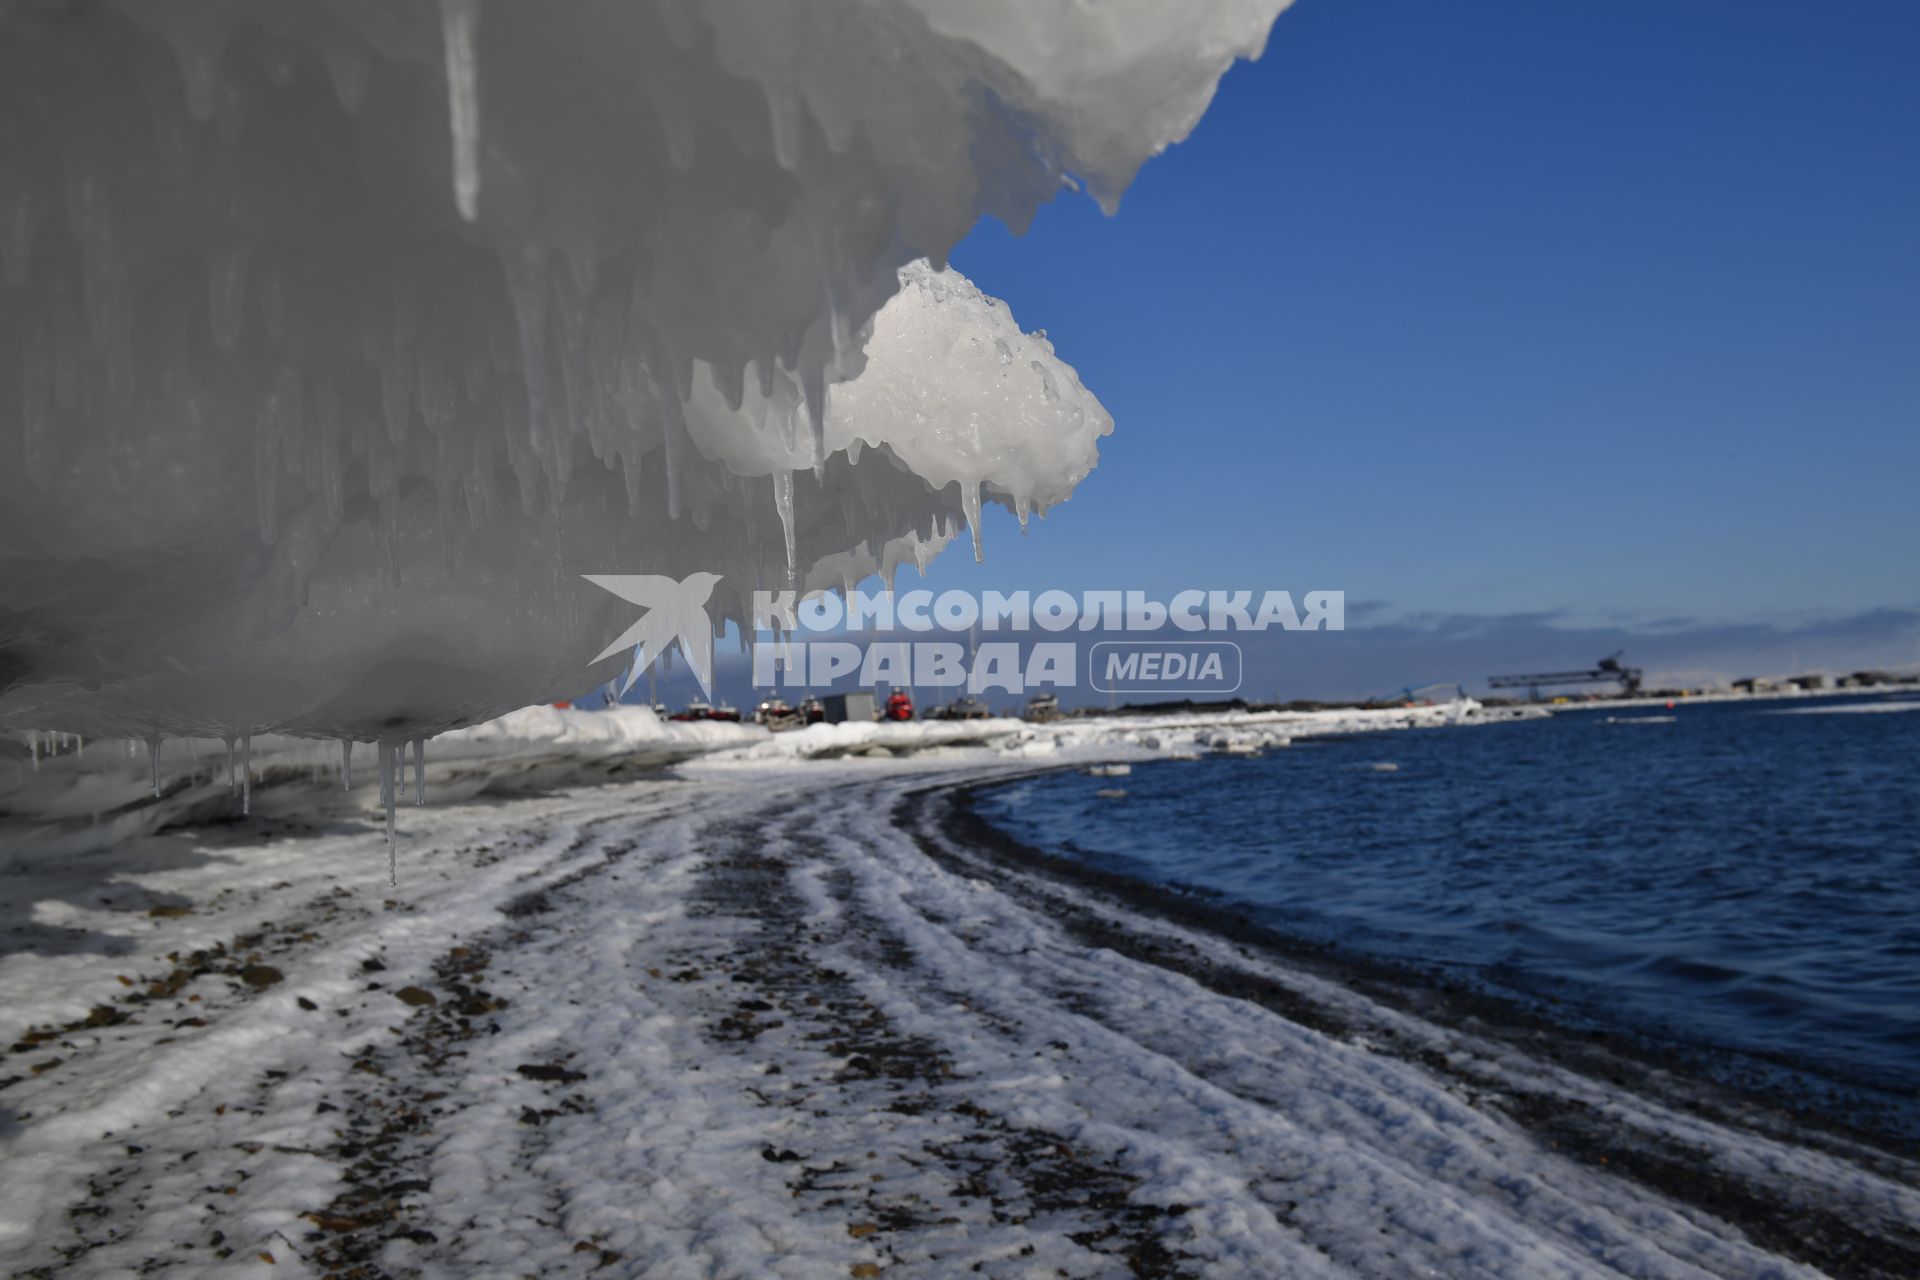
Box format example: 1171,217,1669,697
0,700,1513,862
3,710,1916,1278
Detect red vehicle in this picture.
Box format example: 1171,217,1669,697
668,699,741,723
884,691,914,722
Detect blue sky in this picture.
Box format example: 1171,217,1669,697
890,0,1918,690
651,0,1919,708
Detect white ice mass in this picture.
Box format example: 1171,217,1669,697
0,0,1290,751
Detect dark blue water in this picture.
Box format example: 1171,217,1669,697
976,696,1920,1134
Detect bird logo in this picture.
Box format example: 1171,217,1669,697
584,572,723,700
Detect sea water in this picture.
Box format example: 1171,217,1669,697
976,694,1920,1139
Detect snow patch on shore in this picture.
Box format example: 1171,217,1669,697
3,754,1911,1277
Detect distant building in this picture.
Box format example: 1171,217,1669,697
1839,670,1888,688
1730,677,1776,694
1788,675,1827,691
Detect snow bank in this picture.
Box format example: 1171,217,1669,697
437,703,753,755
1,698,1507,859
0,0,1289,749
707,698,1504,765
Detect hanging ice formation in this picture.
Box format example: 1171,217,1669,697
0,0,1290,757
376,739,399,883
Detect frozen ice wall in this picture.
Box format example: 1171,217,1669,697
0,0,1289,745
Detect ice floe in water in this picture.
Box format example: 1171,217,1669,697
0,0,1289,751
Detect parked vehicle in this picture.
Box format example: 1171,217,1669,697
669,699,741,723
1023,692,1061,722
884,691,915,722
938,695,991,720
754,698,804,730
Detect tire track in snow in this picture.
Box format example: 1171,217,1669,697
1,785,695,1276
371,785,1228,1278
10,758,1916,1279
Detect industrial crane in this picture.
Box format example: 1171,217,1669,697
1488,651,1643,701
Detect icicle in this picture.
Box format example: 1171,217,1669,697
506,250,549,450
439,0,483,222
340,738,353,790
801,364,828,470
377,740,399,884
146,735,162,797
411,736,425,806
661,396,684,520
772,470,796,588
767,87,803,170
378,740,397,839
30,731,39,771
241,734,252,815
960,481,984,562
223,734,236,791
